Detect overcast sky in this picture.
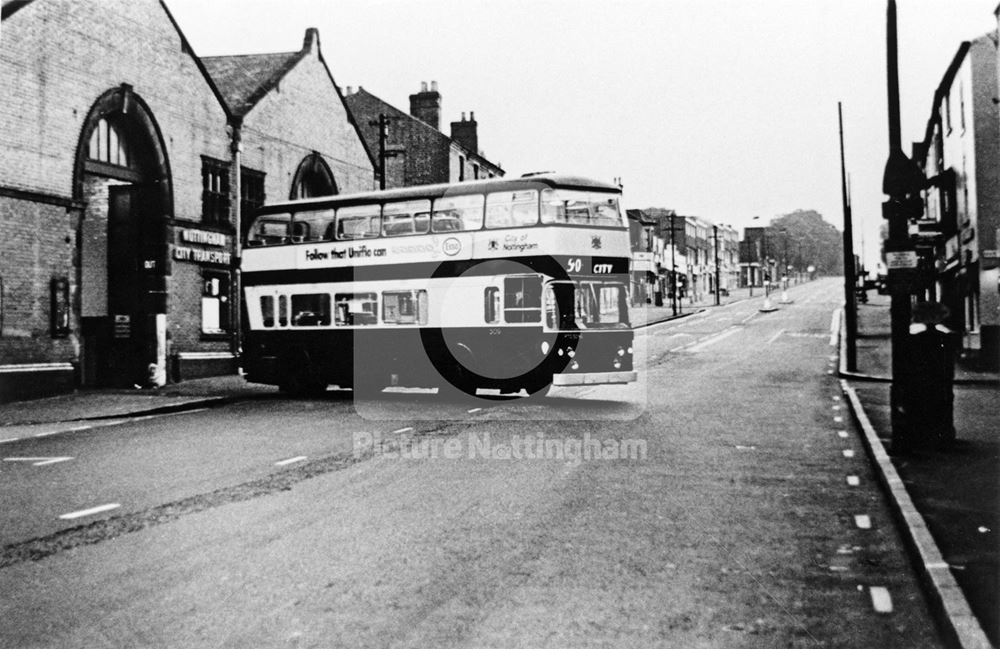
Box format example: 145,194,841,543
165,0,997,266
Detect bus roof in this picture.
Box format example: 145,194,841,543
254,174,621,216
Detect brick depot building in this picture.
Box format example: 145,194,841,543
0,0,374,400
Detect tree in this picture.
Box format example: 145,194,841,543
766,210,843,276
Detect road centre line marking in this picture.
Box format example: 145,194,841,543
855,514,872,529
467,408,482,414
4,456,74,466
833,416,843,423
847,476,860,486
33,431,61,438
838,431,849,438
686,328,739,353
59,503,120,520
843,449,855,458
0,438,20,444
766,329,785,344
275,456,307,466
392,426,414,435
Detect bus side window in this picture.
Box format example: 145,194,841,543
335,293,378,325
383,290,428,325
261,295,275,327
291,294,331,327
278,295,288,327
503,276,541,323
383,200,431,236
484,286,500,324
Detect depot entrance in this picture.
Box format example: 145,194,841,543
75,86,171,387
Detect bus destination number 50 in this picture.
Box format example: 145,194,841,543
566,257,614,274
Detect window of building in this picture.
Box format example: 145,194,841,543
382,290,428,325
503,276,541,323
88,118,130,167
291,293,331,327
202,157,230,224
241,167,266,220
473,163,480,179
334,293,378,325
201,271,231,335
459,155,466,181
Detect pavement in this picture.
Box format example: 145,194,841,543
842,290,999,649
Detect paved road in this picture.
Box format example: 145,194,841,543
0,278,945,647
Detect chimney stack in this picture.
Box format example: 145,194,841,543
409,80,441,131
450,110,478,154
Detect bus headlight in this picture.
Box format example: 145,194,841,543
557,348,564,356
570,360,580,370
616,347,625,357
627,346,633,355
567,349,576,358
541,341,550,355
613,358,622,369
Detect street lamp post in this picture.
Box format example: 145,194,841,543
713,224,721,306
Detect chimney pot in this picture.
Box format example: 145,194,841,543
470,111,475,122
431,80,438,92
421,81,428,92
461,112,466,121
345,86,353,95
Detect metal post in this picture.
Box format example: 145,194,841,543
839,102,858,371
369,113,390,190
670,213,678,316
713,224,721,306
229,118,243,373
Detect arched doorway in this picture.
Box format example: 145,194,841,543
74,85,172,387
290,152,337,199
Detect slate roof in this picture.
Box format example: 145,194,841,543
201,50,305,117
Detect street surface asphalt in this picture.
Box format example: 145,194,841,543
0,278,948,648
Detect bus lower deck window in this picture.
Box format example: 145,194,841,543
291,294,331,327
335,293,378,326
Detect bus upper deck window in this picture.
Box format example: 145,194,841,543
291,209,335,242
336,206,380,240
433,194,484,232
250,215,291,245
383,200,431,236
486,190,538,228
540,190,621,227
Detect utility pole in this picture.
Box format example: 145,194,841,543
369,113,392,190
713,224,721,306
670,213,679,316
839,102,858,372
883,0,929,452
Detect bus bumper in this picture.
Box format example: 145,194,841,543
552,370,637,386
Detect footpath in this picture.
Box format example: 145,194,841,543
842,291,999,649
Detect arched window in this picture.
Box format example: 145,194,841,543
291,153,337,199
87,117,130,168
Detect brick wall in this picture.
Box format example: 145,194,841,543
0,195,79,364
242,42,374,200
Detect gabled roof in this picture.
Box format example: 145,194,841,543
202,50,305,118
344,87,503,172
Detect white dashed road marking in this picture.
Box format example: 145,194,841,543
275,456,307,466
59,503,121,520
847,475,860,486
855,515,872,529
3,456,73,466
392,427,414,435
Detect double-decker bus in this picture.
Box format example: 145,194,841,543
240,173,636,397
